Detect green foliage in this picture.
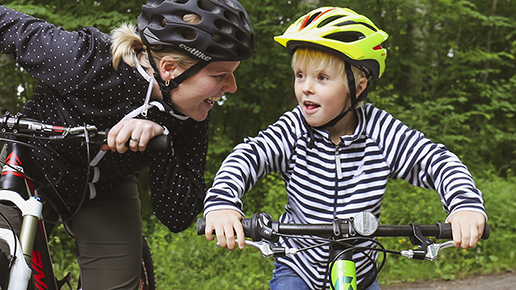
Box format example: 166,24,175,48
4,0,139,31
48,224,80,285
145,215,274,290
2,0,516,288
207,0,298,147
125,174,516,289
0,0,141,113
379,176,516,286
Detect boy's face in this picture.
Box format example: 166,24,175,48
294,62,349,128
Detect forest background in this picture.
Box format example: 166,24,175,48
1,0,515,289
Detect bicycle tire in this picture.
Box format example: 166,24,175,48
140,236,156,290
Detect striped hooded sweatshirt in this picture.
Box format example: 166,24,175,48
204,103,486,289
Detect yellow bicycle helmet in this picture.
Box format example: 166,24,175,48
274,7,388,79
275,7,389,138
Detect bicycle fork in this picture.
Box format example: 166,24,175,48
0,191,42,290
0,143,44,290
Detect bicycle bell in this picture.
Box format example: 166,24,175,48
352,211,379,236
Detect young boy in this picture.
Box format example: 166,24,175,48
203,7,486,290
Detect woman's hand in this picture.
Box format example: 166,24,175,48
205,210,245,250
447,211,486,249
101,119,164,153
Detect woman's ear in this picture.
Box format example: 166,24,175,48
356,77,368,97
159,56,183,81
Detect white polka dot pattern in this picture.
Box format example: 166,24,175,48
0,6,207,232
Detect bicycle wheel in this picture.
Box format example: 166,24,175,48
140,236,156,290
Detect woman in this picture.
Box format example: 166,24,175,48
0,0,254,288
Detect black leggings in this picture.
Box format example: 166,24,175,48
0,167,142,290
71,175,142,290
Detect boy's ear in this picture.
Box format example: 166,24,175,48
356,77,369,97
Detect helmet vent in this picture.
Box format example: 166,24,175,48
149,15,166,29
239,11,251,30
181,29,197,40
214,19,233,34
317,15,346,28
174,0,189,4
335,20,378,32
182,13,202,24
324,31,365,43
212,34,222,43
301,12,321,29
198,0,216,11
223,10,238,23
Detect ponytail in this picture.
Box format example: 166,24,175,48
110,23,145,70
110,23,197,73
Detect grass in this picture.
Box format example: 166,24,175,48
48,174,516,289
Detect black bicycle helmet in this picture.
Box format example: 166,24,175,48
137,0,254,100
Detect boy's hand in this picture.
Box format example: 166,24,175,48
447,211,486,249
205,210,245,250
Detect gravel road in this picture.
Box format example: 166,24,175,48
381,272,516,289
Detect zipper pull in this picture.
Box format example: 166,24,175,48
335,146,343,179
141,104,149,117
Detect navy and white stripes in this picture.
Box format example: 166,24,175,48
205,103,486,289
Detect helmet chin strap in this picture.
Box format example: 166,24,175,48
146,49,208,110
305,62,369,149
315,62,366,129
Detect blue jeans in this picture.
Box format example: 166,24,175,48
269,261,381,290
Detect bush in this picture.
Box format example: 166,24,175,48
48,173,516,289
379,175,516,285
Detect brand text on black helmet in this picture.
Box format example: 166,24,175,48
179,43,212,62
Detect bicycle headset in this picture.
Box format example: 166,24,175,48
137,0,255,107
274,7,389,129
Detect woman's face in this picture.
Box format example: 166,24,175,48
169,61,240,121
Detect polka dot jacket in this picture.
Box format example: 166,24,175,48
0,6,207,232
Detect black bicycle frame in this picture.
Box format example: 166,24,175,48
0,142,60,290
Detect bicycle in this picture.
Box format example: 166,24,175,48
0,113,169,290
196,211,490,290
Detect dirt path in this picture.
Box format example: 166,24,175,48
381,271,516,289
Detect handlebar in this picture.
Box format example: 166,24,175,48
0,114,170,150
196,212,490,261
196,212,490,241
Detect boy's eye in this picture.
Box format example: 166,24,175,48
318,74,329,80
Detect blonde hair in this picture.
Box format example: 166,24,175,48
110,23,197,73
291,47,367,94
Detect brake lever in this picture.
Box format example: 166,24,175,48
216,240,298,258
243,240,275,258
400,240,455,261
425,240,455,261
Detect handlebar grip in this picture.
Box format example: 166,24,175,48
195,217,257,240
196,218,206,235
435,222,490,240
146,134,171,150
104,129,171,150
